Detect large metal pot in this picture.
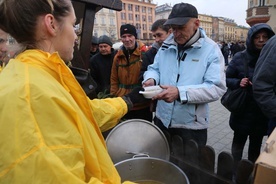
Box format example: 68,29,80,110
115,157,189,184
106,119,170,164
106,119,189,184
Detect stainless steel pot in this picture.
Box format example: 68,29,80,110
106,119,170,164
106,119,190,184
115,157,189,184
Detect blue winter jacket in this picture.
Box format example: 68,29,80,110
143,28,226,129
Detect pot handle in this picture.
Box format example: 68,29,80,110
133,154,150,158
125,151,150,158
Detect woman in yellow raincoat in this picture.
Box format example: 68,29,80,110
0,0,146,183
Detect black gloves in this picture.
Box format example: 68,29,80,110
125,87,146,104
122,87,148,111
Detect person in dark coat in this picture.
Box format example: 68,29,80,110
221,41,229,66
231,41,245,57
89,36,99,58
253,35,276,136
225,23,275,168
89,35,116,95
139,19,172,82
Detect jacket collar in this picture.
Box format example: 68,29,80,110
117,40,145,57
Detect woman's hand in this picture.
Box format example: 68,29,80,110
240,78,252,87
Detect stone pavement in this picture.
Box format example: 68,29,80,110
207,99,268,162
207,100,233,155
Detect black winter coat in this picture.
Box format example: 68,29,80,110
89,49,116,94
253,35,276,119
225,23,274,135
226,51,268,134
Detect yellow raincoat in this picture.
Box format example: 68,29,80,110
0,62,5,73
0,50,135,184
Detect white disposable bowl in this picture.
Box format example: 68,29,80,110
139,86,163,99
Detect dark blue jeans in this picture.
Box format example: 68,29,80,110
154,117,207,147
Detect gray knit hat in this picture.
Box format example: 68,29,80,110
91,36,98,45
98,35,113,47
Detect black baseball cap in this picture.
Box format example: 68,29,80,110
164,3,198,25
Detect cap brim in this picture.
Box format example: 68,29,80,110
164,17,191,25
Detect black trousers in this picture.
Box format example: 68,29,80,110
154,117,207,147
268,117,276,136
231,130,264,163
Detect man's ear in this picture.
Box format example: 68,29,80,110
194,18,200,27
44,14,56,36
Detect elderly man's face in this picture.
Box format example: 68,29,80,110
171,18,199,45
121,34,136,50
99,43,112,55
0,29,8,62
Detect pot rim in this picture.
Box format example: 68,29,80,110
115,157,190,184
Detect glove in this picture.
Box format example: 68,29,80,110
125,87,147,104
122,87,148,111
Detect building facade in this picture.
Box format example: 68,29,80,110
235,26,248,42
198,14,213,38
92,2,251,44
93,8,118,41
246,0,276,32
116,0,156,43
155,3,172,20
223,18,237,42
212,17,225,42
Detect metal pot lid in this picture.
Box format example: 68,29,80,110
106,119,170,164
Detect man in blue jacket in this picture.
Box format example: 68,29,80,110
143,3,226,147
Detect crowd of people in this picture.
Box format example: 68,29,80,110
218,40,246,66
0,0,276,183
